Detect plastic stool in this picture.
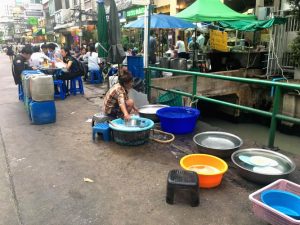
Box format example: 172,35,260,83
54,80,67,100
70,76,84,96
18,84,24,101
92,123,111,142
166,170,199,207
88,70,103,84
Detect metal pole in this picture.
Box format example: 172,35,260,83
143,4,151,68
192,74,197,101
268,86,281,148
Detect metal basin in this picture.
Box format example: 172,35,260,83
231,148,296,184
193,131,243,158
138,104,169,122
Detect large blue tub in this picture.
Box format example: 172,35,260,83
156,107,200,134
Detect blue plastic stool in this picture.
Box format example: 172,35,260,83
54,80,67,100
18,84,24,101
88,70,103,84
70,76,84,96
92,123,111,142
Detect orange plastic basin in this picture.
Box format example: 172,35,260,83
180,154,228,188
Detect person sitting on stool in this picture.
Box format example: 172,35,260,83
12,46,34,85
56,47,82,81
103,70,138,120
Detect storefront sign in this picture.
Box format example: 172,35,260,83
126,7,145,18
132,0,150,5
210,30,229,52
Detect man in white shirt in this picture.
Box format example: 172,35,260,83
30,45,51,67
175,35,186,59
196,32,205,50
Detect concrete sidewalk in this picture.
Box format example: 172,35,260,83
0,53,299,225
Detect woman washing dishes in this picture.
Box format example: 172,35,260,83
103,70,138,120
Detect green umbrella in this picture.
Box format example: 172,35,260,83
108,0,126,64
176,0,256,22
97,0,109,58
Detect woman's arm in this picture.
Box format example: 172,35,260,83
66,60,73,70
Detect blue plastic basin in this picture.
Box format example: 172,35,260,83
156,107,200,134
261,190,300,220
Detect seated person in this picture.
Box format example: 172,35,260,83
56,47,82,81
77,47,87,61
48,43,61,60
12,46,34,85
84,45,99,71
103,70,138,120
41,44,49,57
30,45,51,68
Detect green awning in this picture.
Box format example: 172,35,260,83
219,18,287,31
176,0,256,22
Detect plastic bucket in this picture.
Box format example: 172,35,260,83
180,154,228,188
156,106,200,134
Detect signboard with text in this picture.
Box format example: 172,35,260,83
210,30,229,52
126,7,145,18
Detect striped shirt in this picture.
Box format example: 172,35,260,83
104,83,128,116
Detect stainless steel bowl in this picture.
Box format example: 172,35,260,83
231,148,296,184
138,104,169,122
124,118,142,127
193,131,243,158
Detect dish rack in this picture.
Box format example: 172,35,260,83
249,179,300,225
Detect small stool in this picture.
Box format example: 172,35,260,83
70,76,84,96
54,80,67,100
166,170,199,207
88,70,103,84
18,84,24,101
92,123,111,142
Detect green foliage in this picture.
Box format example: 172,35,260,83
291,32,300,67
288,0,300,20
288,0,300,67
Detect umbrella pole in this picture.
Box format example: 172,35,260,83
193,26,197,69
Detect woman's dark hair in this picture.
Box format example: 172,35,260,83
119,70,133,86
21,46,33,55
177,35,182,40
62,47,71,56
32,45,40,53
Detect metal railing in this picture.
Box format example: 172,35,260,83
147,67,300,149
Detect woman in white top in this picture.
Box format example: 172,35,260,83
175,35,187,59
84,45,100,71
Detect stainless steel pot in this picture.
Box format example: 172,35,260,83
138,104,169,122
231,148,296,184
193,131,243,158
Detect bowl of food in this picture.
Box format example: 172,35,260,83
180,154,228,188
231,148,296,184
193,131,243,158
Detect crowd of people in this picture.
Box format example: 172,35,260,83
8,42,138,121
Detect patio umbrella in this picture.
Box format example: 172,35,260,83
124,14,196,29
108,0,126,64
96,0,109,58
